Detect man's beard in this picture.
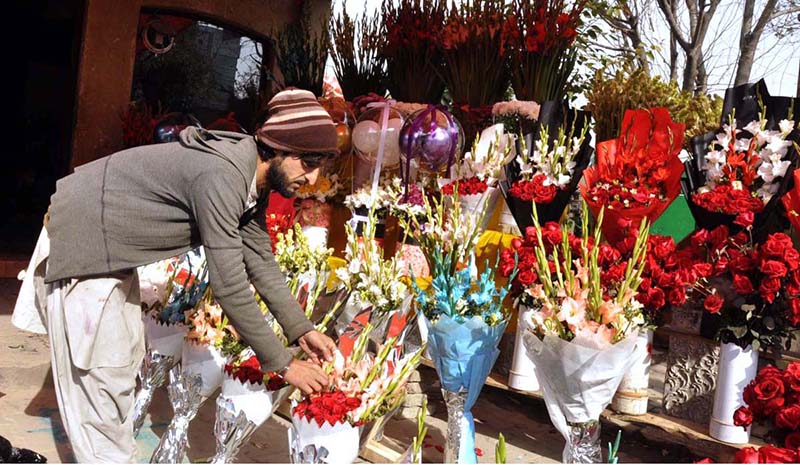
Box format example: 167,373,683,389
267,163,296,197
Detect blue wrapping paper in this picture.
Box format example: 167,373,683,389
422,313,507,464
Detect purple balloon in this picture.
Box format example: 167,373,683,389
399,108,464,173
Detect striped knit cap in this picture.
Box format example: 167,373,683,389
257,88,338,154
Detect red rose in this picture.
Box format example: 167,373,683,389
790,299,800,326
694,458,714,464
761,260,789,278
785,431,800,450
598,244,621,266
518,269,538,286
776,404,800,430
647,287,666,310
785,362,800,392
703,293,724,314
729,255,756,273
734,447,759,463
734,211,755,227
709,225,730,249
759,277,781,303
668,287,687,306
755,376,785,401
732,274,755,295
763,233,793,258
690,229,710,247
651,236,676,260
758,445,798,463
692,263,713,278
714,256,729,274
733,406,753,427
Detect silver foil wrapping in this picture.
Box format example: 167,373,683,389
442,389,471,464
209,397,257,464
288,428,330,464
150,367,203,463
133,351,175,437
564,420,602,463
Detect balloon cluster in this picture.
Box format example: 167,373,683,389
399,106,463,175
351,106,405,167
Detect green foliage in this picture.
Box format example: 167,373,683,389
274,2,329,96
586,66,723,144
495,433,507,464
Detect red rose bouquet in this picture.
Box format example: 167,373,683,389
681,226,800,351
581,108,685,244
224,355,286,392
441,176,489,196
734,445,799,463
732,362,800,453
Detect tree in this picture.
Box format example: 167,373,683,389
734,0,800,85
655,0,723,93
588,0,656,73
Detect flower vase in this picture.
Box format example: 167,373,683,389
290,415,360,464
458,187,500,232
508,307,539,392
611,329,653,415
709,342,759,444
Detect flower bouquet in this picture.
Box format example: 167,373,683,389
515,203,650,462
437,0,514,142
274,224,335,317
290,328,424,464
507,0,585,103
380,0,446,103
732,362,800,457
680,226,800,442
491,100,541,136
295,174,343,249
151,292,228,464
439,124,515,232
209,349,291,464
501,100,591,231
581,107,685,244
133,249,206,437
682,110,798,238
401,188,513,463
334,204,412,344
344,177,400,242
611,233,705,414
390,181,431,278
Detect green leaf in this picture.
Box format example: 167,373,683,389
730,326,748,339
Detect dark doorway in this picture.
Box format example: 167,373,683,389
1,0,84,263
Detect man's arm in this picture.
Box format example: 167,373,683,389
239,210,314,343
192,171,293,372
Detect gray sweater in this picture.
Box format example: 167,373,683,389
45,128,313,371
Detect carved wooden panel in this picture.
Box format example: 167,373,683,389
663,334,719,424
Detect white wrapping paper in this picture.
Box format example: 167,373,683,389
523,331,639,462
143,315,186,362
219,376,274,427
290,415,360,464
181,341,226,398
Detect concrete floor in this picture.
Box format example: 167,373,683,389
0,278,696,463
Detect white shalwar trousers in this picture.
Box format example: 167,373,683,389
12,228,145,463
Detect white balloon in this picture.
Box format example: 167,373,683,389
352,120,381,155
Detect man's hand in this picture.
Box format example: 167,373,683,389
297,330,336,365
282,359,329,395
